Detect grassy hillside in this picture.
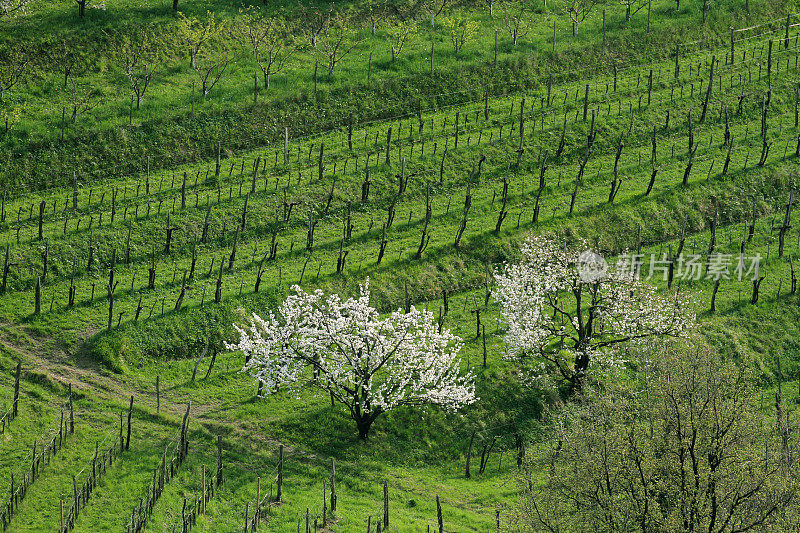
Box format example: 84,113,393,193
2,0,800,531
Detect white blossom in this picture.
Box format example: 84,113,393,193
0,0,31,19
493,235,695,389
226,280,477,439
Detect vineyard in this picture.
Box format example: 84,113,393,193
3,0,800,531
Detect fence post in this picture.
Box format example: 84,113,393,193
436,495,443,533
786,13,791,50
276,445,283,502
731,28,735,63
383,481,389,529
284,128,289,165
126,396,133,451
217,435,223,486
13,361,20,417
330,458,336,512
202,465,207,515
68,384,74,433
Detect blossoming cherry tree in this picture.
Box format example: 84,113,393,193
493,235,694,390
227,281,477,439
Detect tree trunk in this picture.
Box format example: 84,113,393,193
355,413,375,440
353,407,381,440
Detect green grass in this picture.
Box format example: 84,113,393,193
2,1,800,531
0,0,787,191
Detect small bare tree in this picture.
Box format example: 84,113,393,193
298,2,328,48
74,0,104,19
193,29,234,97
47,33,89,89
175,11,224,69
64,76,99,123
500,1,531,47
0,45,28,102
618,0,647,21
316,9,363,76
0,99,22,134
111,28,159,109
442,11,479,57
387,18,418,62
562,0,599,35
423,0,449,28
362,0,387,34
238,8,297,90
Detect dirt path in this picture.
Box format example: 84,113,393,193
0,320,306,456
0,320,211,420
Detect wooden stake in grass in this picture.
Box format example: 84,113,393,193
531,151,549,224
240,194,249,232
751,275,765,304
377,223,388,265
386,193,398,230
67,383,74,433
682,111,697,186
436,495,443,533
175,271,187,311
494,176,509,233
767,40,773,90
416,185,432,259
36,200,45,240
710,279,721,313
306,211,317,251
707,210,718,256
13,360,21,418
328,457,336,513
229,227,239,270
454,179,472,249
383,481,389,529
758,96,772,167
1,244,15,294
164,214,178,254
700,56,715,123
251,157,260,194
570,111,595,214
276,444,283,502
722,133,733,176
215,256,224,303
336,238,348,274
34,276,41,315
778,191,794,258
125,395,133,451
465,430,476,478
609,140,624,203
385,127,392,165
